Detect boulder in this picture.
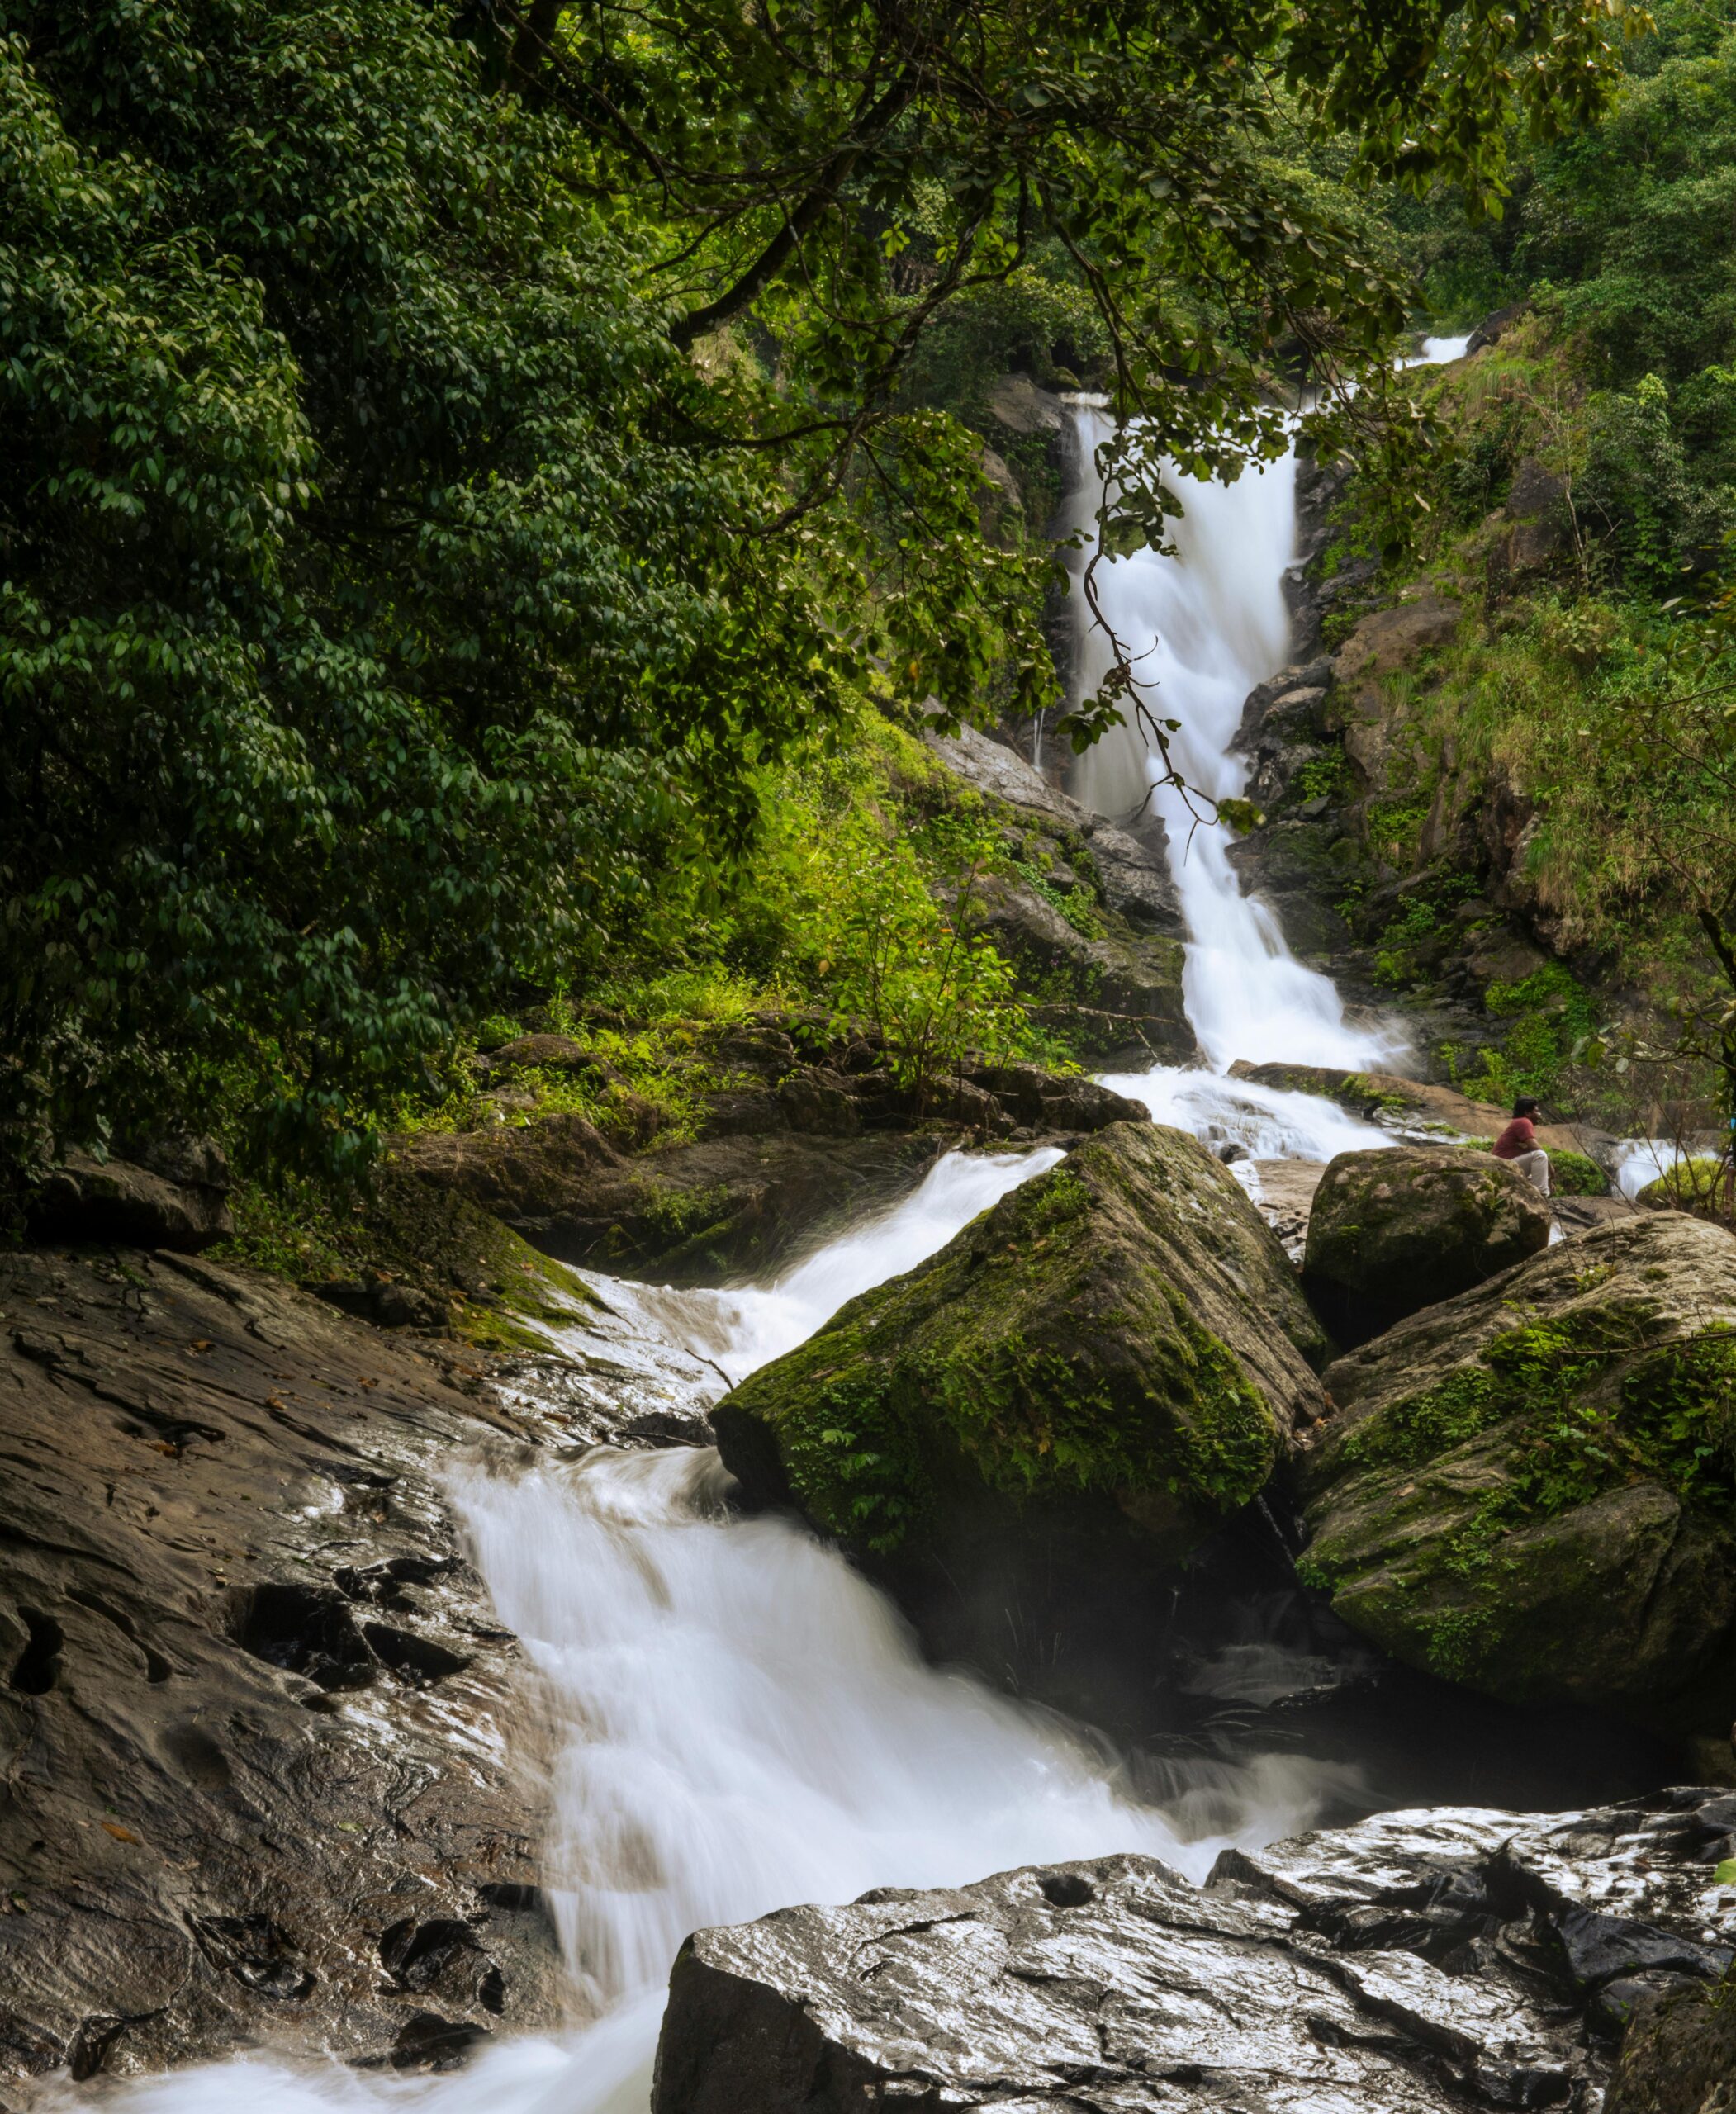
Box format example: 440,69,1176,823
924,722,1091,830
651,1792,1736,2114
1227,816,1359,955
1321,596,1462,811
918,725,1193,1058
400,1116,950,1284
1298,1215,1736,1732
963,872,1194,1062
1302,1145,1552,1345
0,1246,562,2086
986,373,1066,436
1332,595,1463,697
475,1032,610,1078
1493,457,1576,583
965,1063,1148,1133
918,1075,1017,1136
776,1068,861,1137
27,1146,235,1251
1075,815,1185,936
923,722,1186,937
714,1121,1328,1590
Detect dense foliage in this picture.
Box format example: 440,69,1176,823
1402,0,1736,579
2,0,1634,1178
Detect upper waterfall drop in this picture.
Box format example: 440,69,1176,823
1059,402,1405,1074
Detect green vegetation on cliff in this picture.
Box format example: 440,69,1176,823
2,0,1636,1204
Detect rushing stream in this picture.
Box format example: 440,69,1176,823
51,360,1477,2111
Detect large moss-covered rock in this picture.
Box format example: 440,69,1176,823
1298,1216,1736,1733
1302,1145,1551,1345
714,1121,1328,1582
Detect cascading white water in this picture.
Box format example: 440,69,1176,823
1098,1064,1396,1164
616,1145,1065,1385
46,350,1506,2114
1061,336,1476,1074
50,1145,1354,2114
1060,404,1401,1074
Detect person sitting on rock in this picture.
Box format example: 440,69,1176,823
1491,1096,1550,1195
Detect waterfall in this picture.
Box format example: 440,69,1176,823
619,1145,1065,1384
1060,403,1405,1074
45,360,1493,2114
55,1151,1355,2114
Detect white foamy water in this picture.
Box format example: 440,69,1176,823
1611,1136,1693,1199
1101,1064,1395,1164
50,1445,1351,2114
43,1132,1357,2114
50,348,1534,2114
1060,405,1404,1074
614,1145,1064,1385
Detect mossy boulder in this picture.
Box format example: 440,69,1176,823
399,1115,946,1283
1639,1154,1732,1220
1302,1145,1552,1346
713,1121,1328,1583
1298,1215,1736,1734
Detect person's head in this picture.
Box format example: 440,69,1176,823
1513,1096,1541,1121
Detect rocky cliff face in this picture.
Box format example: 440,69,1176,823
0,1247,566,2088
652,1792,1736,2113
926,723,1196,1064
1224,449,1608,1081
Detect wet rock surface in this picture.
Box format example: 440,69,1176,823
651,1793,1736,2114
0,1246,564,2088
1302,1144,1553,1346
401,1116,952,1285
1300,1214,1736,1733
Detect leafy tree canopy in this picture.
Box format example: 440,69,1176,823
0,0,1631,1175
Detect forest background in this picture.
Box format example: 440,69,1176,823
3,0,1734,1249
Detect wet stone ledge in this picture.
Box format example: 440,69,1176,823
651,1793,1736,2112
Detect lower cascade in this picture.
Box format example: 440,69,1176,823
36,358,1730,2114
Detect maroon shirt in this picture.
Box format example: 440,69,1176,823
1492,1116,1538,1159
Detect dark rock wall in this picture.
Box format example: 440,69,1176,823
0,1248,564,2088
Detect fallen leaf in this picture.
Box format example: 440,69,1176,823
101,1822,142,1845
1716,1858,1736,1886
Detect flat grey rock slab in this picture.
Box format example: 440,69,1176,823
652,1792,1736,2112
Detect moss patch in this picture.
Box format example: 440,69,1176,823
214,1159,597,1351
1302,1219,1736,1717
717,1122,1324,1565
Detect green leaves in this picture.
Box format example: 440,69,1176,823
0,1,842,1173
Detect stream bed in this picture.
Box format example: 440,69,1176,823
35,334,1695,2112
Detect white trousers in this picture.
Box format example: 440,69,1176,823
1507,1149,1551,1196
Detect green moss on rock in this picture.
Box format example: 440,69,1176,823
1300,1215,1736,1731
715,1121,1326,1570
1302,1144,1552,1346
